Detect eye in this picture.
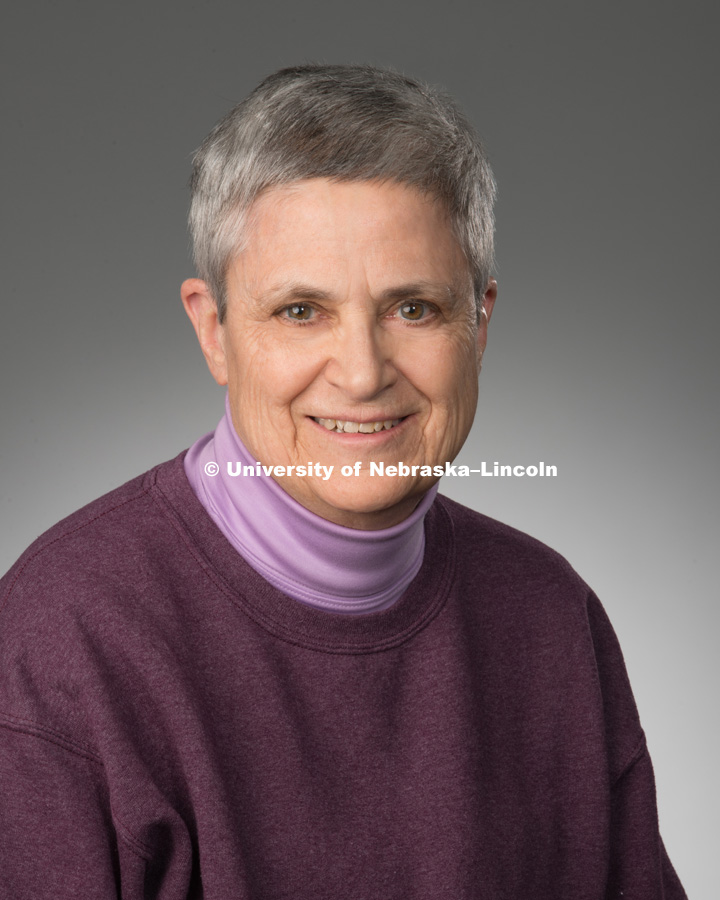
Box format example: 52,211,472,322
282,304,315,321
397,301,431,321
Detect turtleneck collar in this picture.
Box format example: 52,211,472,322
183,394,438,614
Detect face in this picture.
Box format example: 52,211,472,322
182,178,496,530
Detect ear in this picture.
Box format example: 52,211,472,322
480,278,497,324
181,278,228,385
477,278,497,363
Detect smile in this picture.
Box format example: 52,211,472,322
312,417,403,434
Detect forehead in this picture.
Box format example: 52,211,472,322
236,178,471,292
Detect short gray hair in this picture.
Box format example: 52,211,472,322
189,64,496,321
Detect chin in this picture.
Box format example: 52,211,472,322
310,482,429,529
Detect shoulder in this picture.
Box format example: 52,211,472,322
434,492,586,598
432,493,604,678
1,453,190,599
434,494,643,775
0,453,197,740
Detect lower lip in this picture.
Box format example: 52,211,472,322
308,416,411,443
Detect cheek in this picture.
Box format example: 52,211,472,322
422,352,479,453
230,341,321,418
417,339,479,407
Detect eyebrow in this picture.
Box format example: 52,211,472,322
256,282,332,305
257,280,466,306
378,282,465,304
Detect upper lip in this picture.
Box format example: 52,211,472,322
309,414,408,422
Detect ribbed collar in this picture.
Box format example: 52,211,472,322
183,395,438,614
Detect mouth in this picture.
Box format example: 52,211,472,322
311,416,404,434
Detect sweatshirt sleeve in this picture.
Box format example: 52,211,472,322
605,740,687,900
0,719,122,898
585,594,687,899
0,529,183,900
0,717,193,899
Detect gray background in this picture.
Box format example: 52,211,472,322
2,1,717,894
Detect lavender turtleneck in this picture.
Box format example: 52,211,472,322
183,395,437,614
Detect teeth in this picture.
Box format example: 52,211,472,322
313,417,402,433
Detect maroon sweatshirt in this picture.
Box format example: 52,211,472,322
0,453,686,899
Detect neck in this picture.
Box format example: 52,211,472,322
184,395,437,614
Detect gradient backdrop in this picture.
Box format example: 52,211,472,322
2,2,717,894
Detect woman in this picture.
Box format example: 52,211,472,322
0,65,685,899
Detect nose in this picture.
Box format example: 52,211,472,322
324,317,397,401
